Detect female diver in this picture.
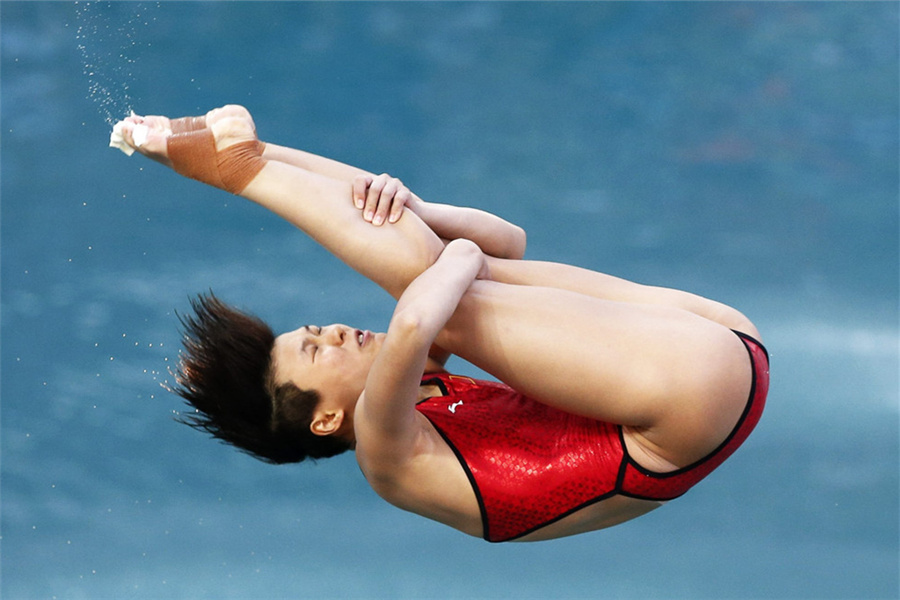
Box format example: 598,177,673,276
113,105,768,542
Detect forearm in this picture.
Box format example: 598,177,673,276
410,199,527,260
358,239,483,443
391,239,484,336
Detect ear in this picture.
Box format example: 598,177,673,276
310,409,345,437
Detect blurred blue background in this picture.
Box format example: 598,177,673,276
2,2,897,598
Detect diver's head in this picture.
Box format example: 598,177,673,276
269,323,386,452
172,294,355,464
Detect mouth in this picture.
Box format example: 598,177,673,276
356,330,368,347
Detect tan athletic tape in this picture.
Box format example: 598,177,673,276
167,129,266,195
170,116,207,134
218,141,266,195
168,129,224,189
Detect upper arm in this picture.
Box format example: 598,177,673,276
355,240,483,472
355,313,433,470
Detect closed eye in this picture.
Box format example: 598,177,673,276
311,327,321,360
299,342,317,362
301,325,319,361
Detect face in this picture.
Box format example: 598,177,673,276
271,324,386,411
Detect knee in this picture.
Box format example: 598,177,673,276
383,215,445,299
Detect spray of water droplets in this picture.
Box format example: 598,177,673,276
74,1,159,126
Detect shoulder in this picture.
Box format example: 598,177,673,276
355,410,437,489
356,412,484,536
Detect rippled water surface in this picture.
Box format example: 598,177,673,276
2,2,898,598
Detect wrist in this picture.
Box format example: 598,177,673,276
406,194,426,216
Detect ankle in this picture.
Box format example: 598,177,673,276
217,140,267,195
167,125,266,195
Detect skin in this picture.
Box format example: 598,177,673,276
119,106,761,541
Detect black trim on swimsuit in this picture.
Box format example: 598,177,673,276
419,413,492,541
419,376,450,402
618,329,767,484
418,330,769,540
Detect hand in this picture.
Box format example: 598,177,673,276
443,238,490,281
352,173,413,226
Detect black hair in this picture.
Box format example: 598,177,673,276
171,293,352,464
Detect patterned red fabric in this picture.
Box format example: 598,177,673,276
416,333,769,542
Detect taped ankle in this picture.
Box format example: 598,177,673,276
168,129,223,189
167,129,266,195
217,141,266,195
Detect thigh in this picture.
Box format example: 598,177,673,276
437,280,753,462
487,257,759,339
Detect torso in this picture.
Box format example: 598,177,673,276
405,410,664,542
359,376,669,542
358,333,767,543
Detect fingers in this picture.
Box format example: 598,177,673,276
365,173,394,226
353,175,373,209
355,173,409,226
389,187,410,224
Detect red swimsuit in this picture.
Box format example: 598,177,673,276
416,332,769,542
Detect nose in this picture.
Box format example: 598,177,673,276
324,324,348,346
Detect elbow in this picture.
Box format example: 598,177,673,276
497,225,527,260
508,225,527,260
389,309,433,348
